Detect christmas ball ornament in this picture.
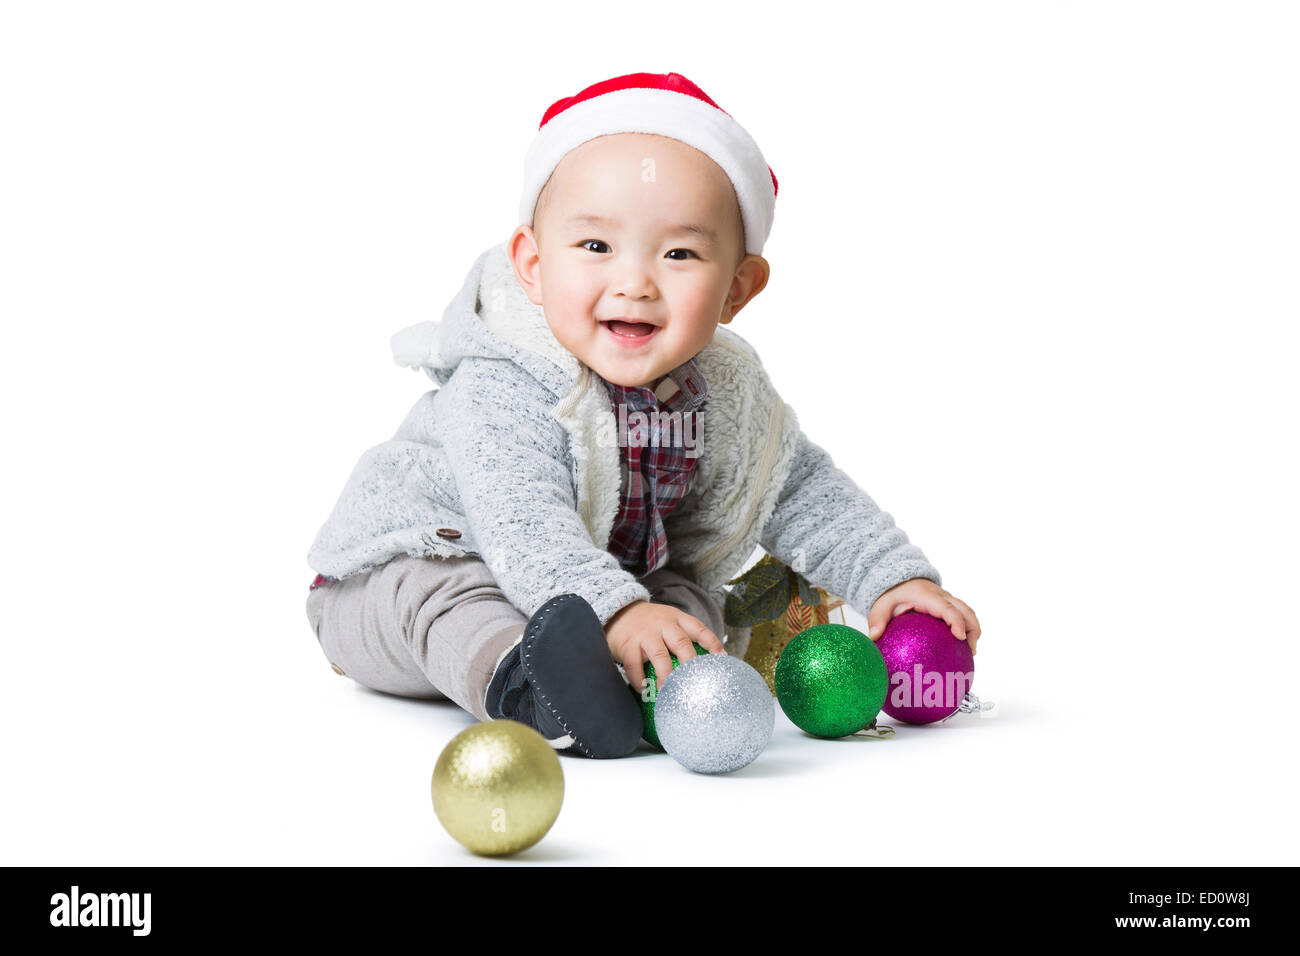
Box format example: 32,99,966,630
877,611,975,724
655,654,774,774
640,642,708,750
775,623,888,738
431,720,564,856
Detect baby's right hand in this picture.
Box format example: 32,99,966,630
605,600,727,699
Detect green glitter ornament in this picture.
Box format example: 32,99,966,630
774,624,888,738
639,643,709,750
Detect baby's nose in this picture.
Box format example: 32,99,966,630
613,268,657,299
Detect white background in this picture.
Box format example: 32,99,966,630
2,1,1296,866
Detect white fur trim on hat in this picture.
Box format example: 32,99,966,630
519,87,775,256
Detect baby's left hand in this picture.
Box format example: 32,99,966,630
867,578,981,655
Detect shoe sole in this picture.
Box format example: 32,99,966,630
520,594,643,758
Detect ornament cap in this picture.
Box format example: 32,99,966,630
940,691,996,723
852,720,896,739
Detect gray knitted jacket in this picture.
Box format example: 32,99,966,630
307,240,942,639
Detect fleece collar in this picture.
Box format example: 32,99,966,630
389,240,626,550
389,241,580,393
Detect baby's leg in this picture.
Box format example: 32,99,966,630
305,554,527,722
638,565,726,643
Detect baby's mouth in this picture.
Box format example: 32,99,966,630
601,319,659,340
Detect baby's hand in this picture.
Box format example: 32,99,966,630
867,579,982,655
605,600,727,696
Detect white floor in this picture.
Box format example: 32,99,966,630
9,589,1290,866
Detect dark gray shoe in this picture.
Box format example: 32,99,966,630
484,594,642,758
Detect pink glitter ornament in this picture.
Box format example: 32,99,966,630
877,611,975,724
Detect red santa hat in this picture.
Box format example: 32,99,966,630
519,72,778,256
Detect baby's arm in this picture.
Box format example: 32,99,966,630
438,357,649,624
759,427,980,652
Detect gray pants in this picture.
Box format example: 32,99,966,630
305,554,726,722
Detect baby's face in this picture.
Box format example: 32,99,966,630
509,132,768,388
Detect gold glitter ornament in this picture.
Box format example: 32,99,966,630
430,720,564,856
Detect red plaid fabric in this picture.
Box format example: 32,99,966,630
599,358,709,577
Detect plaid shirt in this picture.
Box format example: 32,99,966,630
599,358,709,578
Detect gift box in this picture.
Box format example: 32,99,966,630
723,554,846,694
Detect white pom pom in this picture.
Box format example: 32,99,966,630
390,321,440,369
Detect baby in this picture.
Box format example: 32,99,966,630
305,72,980,758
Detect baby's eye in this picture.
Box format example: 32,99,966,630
579,240,610,254
665,248,698,260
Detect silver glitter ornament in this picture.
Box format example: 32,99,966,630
655,654,774,774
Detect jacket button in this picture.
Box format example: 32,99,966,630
330,663,346,676
435,527,462,540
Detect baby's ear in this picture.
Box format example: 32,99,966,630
722,254,770,323
508,225,544,306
